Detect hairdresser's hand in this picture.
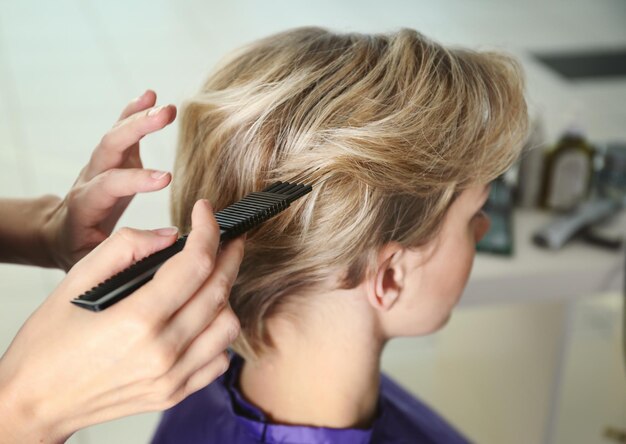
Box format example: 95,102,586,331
0,200,243,444
41,90,177,271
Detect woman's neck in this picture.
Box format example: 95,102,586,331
238,290,384,429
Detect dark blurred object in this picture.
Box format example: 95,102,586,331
603,425,626,443
581,225,624,250
582,141,626,250
477,177,514,256
596,142,626,204
534,48,626,80
541,129,596,212
516,116,547,208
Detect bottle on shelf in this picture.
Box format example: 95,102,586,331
540,126,596,212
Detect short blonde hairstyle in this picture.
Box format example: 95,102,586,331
171,27,528,358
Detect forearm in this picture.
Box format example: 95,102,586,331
0,195,61,268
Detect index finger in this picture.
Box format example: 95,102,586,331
129,199,222,322
87,104,177,178
118,89,157,120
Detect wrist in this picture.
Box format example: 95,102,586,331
0,366,70,444
37,194,64,270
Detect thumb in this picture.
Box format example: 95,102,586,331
62,226,179,297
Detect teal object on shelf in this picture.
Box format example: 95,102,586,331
476,178,514,256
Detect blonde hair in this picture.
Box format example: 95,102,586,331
171,27,528,358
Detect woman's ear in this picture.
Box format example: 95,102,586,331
366,242,406,312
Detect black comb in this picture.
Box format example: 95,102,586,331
71,182,312,312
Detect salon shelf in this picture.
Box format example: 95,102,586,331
463,208,625,306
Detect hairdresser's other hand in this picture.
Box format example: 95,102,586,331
0,200,243,444
42,90,177,271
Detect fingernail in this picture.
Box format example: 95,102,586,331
201,199,212,210
152,227,178,236
148,105,166,117
134,90,147,102
151,170,169,180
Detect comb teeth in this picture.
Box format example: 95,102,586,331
262,182,313,203
215,182,311,241
214,194,288,240
263,181,284,193
71,181,312,311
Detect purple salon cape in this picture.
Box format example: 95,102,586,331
151,354,469,443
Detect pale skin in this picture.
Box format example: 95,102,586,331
2,90,176,270
240,184,491,429
0,91,244,443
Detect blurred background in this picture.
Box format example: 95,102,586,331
0,0,625,443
